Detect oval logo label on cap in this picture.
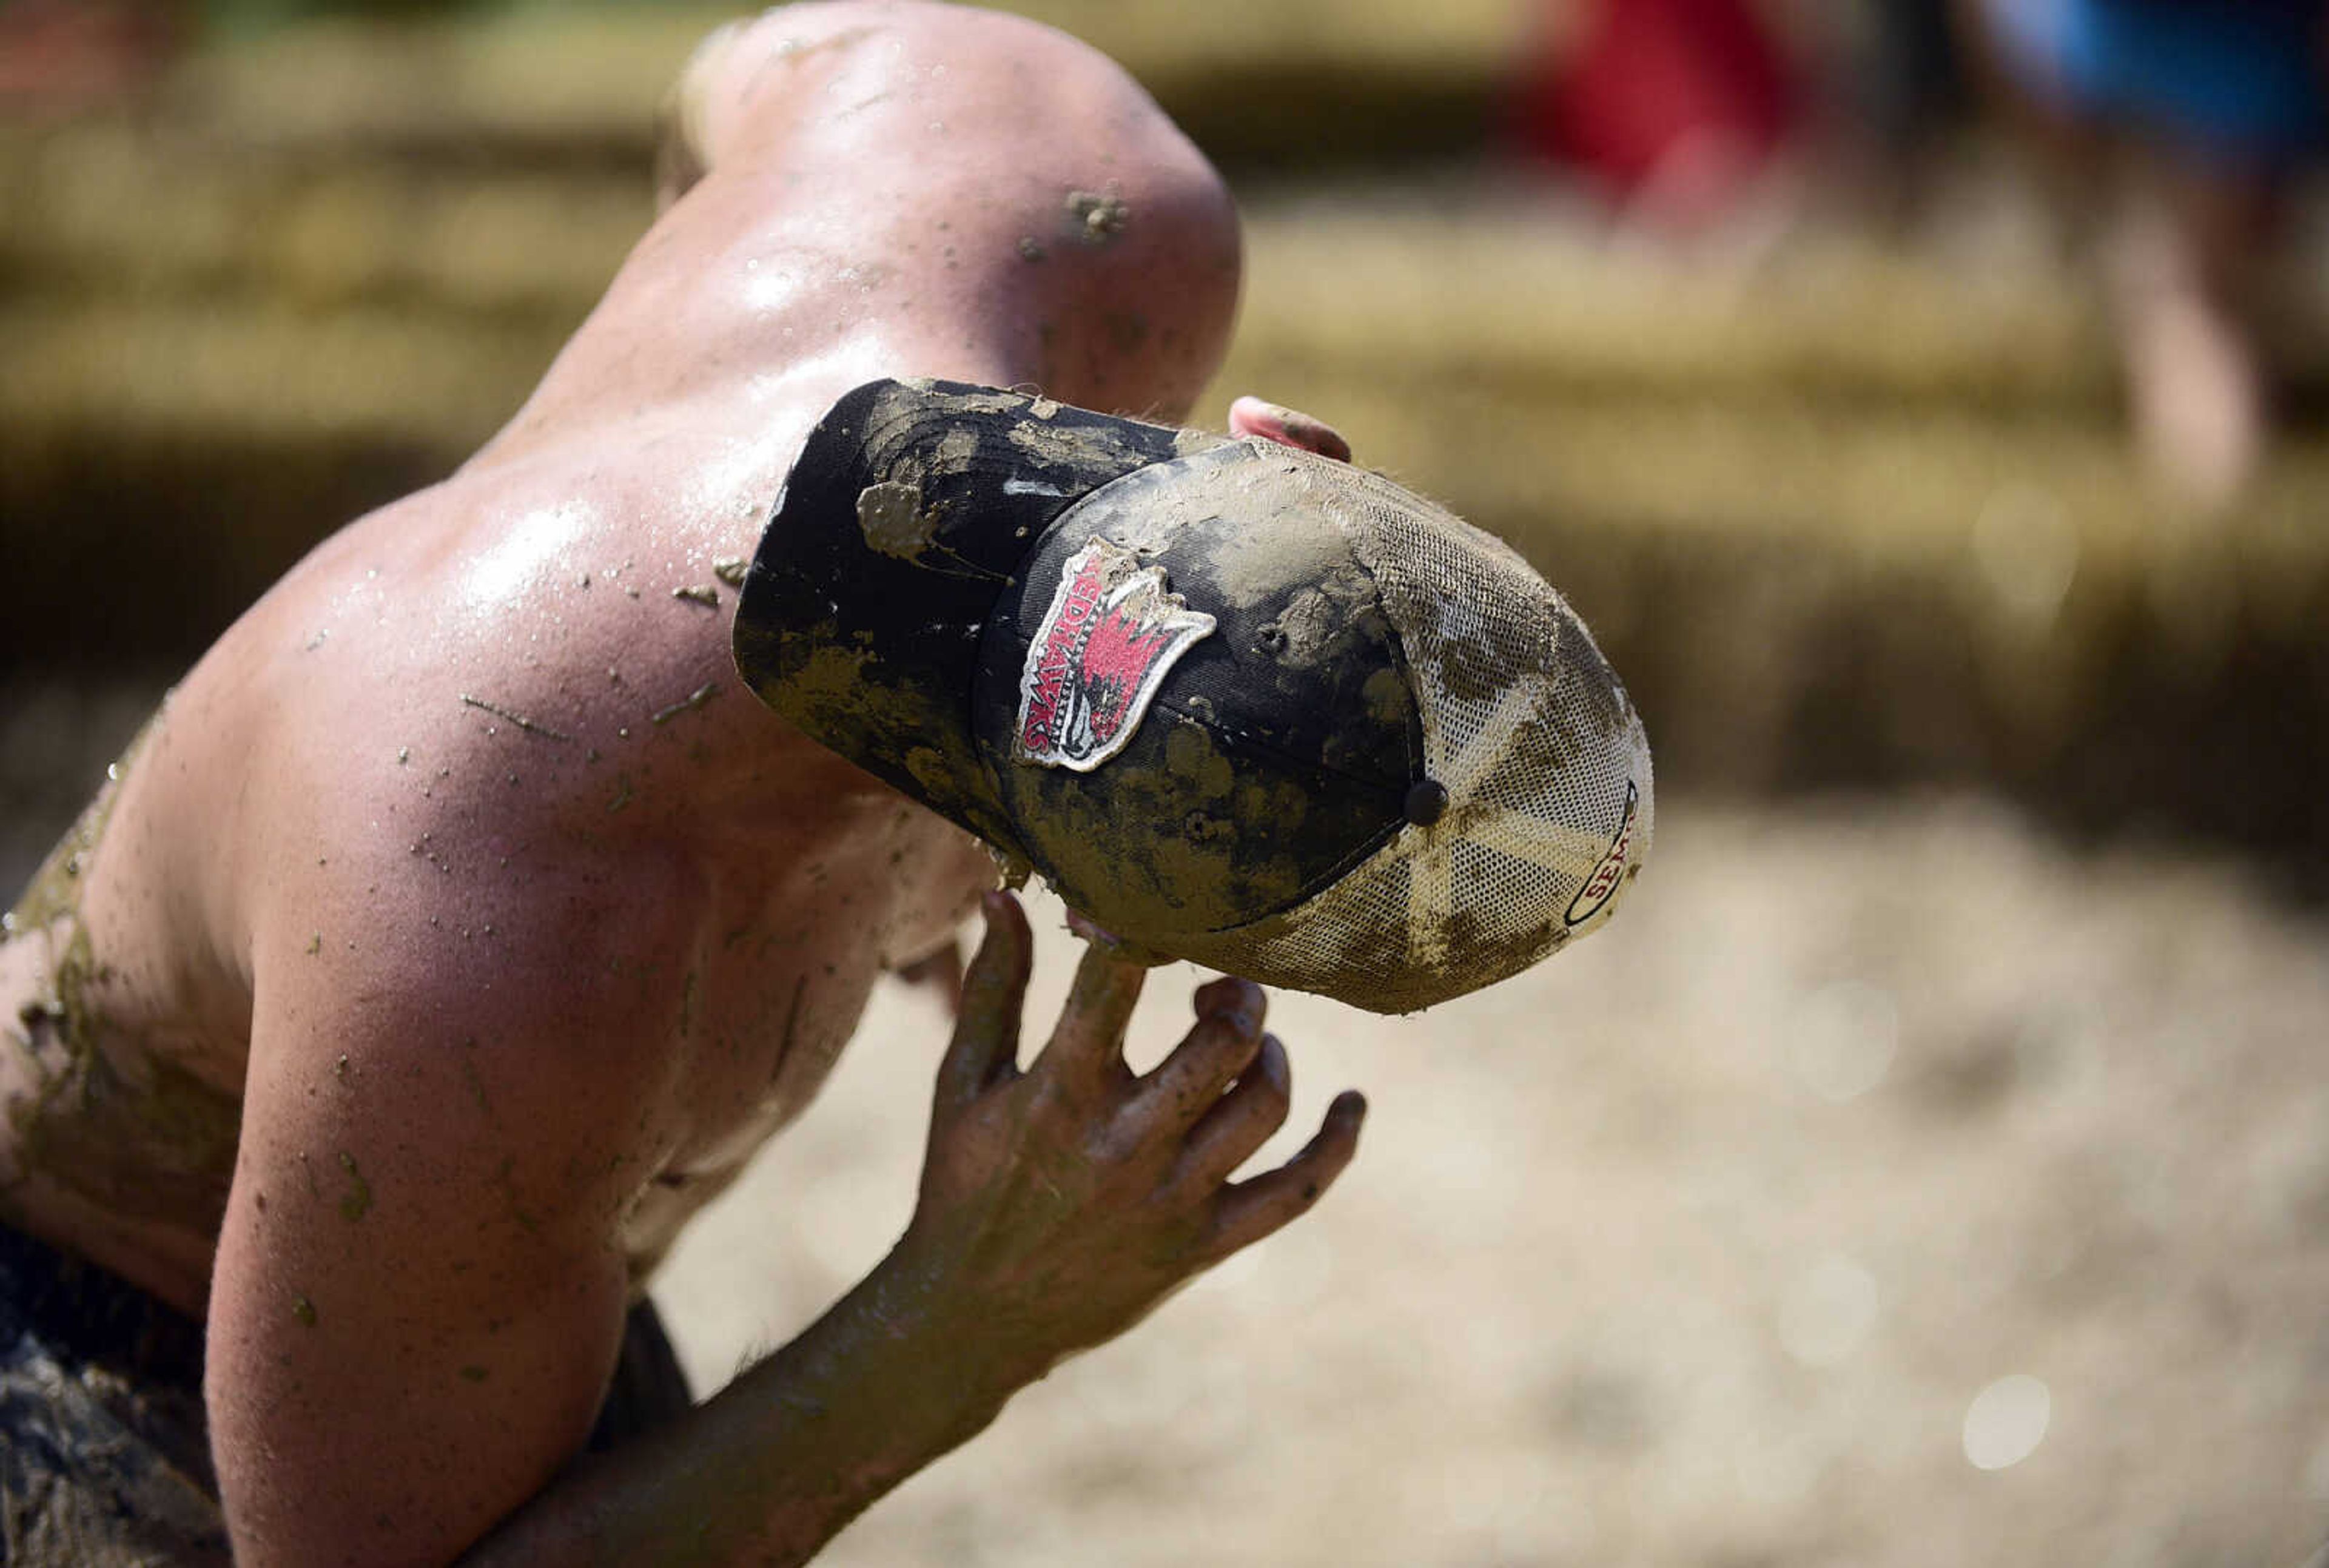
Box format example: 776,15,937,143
1016,538,1215,773
1564,781,1639,927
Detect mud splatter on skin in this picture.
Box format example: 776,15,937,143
651,683,721,727
458,694,571,743
492,1154,541,1235
1103,309,1149,355
3,709,243,1232
712,557,750,588
4,980,242,1233
337,1152,372,1222
5,715,156,937
459,1051,496,1123
672,585,722,608
292,1294,318,1328
1065,188,1129,242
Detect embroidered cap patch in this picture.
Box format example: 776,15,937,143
1015,538,1215,772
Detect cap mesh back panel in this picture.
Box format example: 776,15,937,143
1163,453,1652,1014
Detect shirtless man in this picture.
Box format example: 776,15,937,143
9,0,1667,1556
1,3,1653,1562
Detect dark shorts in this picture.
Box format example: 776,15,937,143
0,1222,693,1566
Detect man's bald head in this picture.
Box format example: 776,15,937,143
650,2,1243,420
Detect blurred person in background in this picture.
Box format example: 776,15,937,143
0,5,1379,1562
1959,0,2329,507
1507,0,1809,230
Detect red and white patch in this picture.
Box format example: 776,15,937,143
1563,780,1639,927
1015,538,1215,772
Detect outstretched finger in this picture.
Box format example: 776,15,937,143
1169,1031,1292,1195
1134,977,1265,1125
1207,1089,1366,1260
1033,941,1147,1091
936,891,1032,1109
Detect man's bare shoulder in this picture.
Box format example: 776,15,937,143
227,433,784,811
115,422,812,1082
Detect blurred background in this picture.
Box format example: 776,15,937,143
5,0,2329,1563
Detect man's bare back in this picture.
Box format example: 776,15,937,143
0,7,1365,1562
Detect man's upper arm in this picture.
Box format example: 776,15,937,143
205,848,689,1567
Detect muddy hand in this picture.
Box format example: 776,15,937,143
898,890,1365,1383
1229,396,1353,462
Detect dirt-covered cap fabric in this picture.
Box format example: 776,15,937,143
734,378,1652,1013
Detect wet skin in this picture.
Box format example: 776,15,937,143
0,5,1360,1564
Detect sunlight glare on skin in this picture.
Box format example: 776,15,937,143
740,253,807,317
667,432,768,528
459,503,594,612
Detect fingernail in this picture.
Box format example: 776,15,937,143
1331,1089,1366,1119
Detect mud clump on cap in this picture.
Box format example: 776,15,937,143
856,482,939,561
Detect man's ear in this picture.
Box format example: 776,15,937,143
1228,397,1354,463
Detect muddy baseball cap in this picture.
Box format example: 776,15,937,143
734,378,1652,1014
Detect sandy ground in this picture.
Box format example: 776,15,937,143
8,681,2328,1566
656,793,2329,1568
